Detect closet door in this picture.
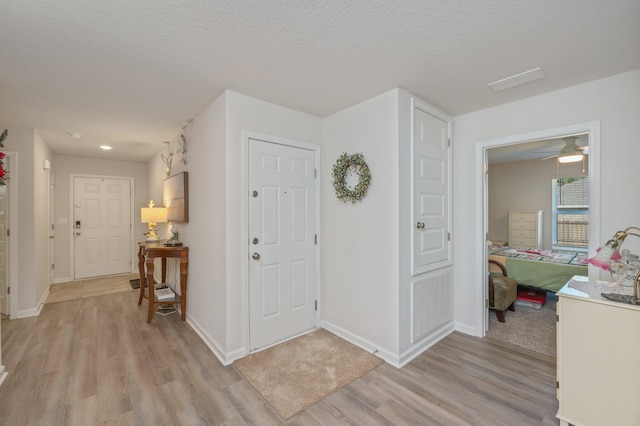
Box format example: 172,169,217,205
412,106,451,274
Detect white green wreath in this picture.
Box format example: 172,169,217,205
331,152,371,203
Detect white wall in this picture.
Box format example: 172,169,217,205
174,92,228,360
157,88,451,364
34,131,52,306
0,125,53,317
453,69,640,333
224,91,323,357
488,157,587,249
146,90,322,363
2,126,35,315
322,89,400,356
52,155,149,282
147,151,171,214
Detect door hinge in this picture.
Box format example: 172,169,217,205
448,138,451,148
485,298,489,309
314,168,317,178
6,229,9,237
448,232,451,241
51,263,55,270
315,300,318,311
556,314,559,322
51,224,55,230
556,381,559,389
315,234,317,244
7,287,9,294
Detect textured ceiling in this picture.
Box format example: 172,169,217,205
0,0,638,161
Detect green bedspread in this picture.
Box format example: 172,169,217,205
504,257,587,292
488,245,588,292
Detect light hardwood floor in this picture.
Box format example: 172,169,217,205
0,291,559,425
44,273,139,304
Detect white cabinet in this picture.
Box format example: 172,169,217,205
556,278,640,425
398,94,454,366
412,104,452,274
508,210,542,248
411,268,452,343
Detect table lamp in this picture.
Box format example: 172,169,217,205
588,226,640,302
141,200,167,242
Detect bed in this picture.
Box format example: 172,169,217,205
488,245,588,293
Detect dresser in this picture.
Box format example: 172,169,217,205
508,210,542,249
556,277,640,425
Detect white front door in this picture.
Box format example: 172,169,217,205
412,106,451,274
73,176,132,279
0,160,8,316
248,139,317,351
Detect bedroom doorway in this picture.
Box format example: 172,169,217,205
478,122,600,341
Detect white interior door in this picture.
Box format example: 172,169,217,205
74,176,132,279
412,106,450,274
0,163,8,316
248,138,317,351
48,170,55,287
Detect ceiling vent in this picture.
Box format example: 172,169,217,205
488,67,546,92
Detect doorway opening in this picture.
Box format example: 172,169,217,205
477,122,600,343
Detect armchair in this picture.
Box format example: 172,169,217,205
488,259,517,322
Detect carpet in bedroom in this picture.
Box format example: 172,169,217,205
486,292,557,358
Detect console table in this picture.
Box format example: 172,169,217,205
137,241,189,323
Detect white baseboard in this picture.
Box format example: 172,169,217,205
16,308,38,318
397,322,455,368
53,277,71,284
16,286,49,318
186,314,245,366
454,321,479,336
37,286,49,314
321,321,397,366
0,365,7,387
322,320,455,369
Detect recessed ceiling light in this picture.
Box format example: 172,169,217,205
99,145,112,150
66,131,82,139
488,67,546,92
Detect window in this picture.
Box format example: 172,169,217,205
552,177,589,250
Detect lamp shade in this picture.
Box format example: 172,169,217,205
587,240,621,271
558,137,584,163
141,207,167,223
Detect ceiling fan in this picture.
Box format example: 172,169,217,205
539,136,588,162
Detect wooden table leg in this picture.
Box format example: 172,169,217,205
146,256,156,323
137,246,146,305
180,248,188,321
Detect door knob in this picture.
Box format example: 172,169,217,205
49,235,54,239
75,232,81,236
416,222,425,230
252,252,260,260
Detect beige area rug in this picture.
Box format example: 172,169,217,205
44,273,139,304
234,328,384,419
486,291,557,357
